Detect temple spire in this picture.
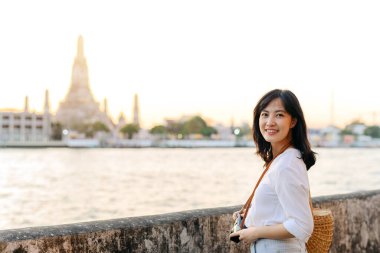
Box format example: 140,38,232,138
133,94,140,127
77,35,84,58
44,89,50,114
24,96,29,113
103,98,109,115
118,112,126,127
56,36,110,130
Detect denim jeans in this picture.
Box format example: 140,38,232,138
250,238,307,253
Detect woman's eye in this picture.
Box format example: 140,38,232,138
261,113,268,117
276,114,284,118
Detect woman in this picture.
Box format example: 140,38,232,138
230,89,316,252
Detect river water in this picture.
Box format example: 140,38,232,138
0,147,379,230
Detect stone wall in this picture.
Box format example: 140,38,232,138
0,190,379,253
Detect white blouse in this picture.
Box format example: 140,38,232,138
244,148,314,242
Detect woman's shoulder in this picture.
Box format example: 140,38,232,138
272,148,307,174
277,147,302,162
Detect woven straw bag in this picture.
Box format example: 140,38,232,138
306,208,334,253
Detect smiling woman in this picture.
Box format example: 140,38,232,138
258,98,297,155
230,89,316,253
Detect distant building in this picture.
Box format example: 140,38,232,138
214,123,235,140
347,123,367,135
308,128,321,147
55,36,113,130
133,94,140,127
0,91,51,143
319,125,341,147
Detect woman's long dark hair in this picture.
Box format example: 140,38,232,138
253,89,316,170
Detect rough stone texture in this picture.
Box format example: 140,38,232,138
0,190,379,253
312,190,380,253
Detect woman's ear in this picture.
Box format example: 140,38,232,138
291,118,297,128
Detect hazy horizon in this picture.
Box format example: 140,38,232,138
1,0,379,129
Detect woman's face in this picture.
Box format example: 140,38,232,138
259,98,296,148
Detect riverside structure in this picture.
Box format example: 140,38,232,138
0,190,378,252
0,36,142,147
0,91,51,144
55,35,113,131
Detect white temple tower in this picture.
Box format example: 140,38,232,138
56,36,112,130
132,94,140,127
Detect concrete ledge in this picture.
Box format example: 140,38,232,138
0,190,379,253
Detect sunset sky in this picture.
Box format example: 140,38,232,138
0,0,379,128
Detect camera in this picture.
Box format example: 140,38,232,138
230,214,243,243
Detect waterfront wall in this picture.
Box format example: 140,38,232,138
0,190,379,253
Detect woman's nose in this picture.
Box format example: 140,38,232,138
266,116,275,126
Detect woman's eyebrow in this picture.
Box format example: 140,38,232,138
262,109,286,113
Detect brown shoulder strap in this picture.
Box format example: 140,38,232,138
240,142,291,229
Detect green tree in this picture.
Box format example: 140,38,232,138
166,121,183,135
182,116,207,135
120,124,140,139
74,121,110,138
364,126,380,138
350,119,364,125
92,121,110,133
150,125,168,139
165,116,218,139
150,125,167,135
200,126,217,138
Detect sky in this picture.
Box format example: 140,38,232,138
0,0,380,129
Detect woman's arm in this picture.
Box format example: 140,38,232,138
230,223,293,244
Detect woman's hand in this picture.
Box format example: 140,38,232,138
230,224,294,244
230,227,259,245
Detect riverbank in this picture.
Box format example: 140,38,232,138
2,139,380,148
0,139,255,148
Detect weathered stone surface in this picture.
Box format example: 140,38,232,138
312,190,380,253
0,190,379,253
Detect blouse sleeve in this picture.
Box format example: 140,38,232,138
274,161,314,242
